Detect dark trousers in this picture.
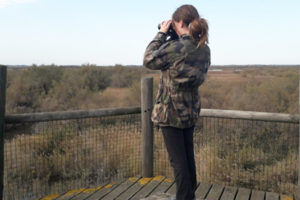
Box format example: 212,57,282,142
161,126,197,200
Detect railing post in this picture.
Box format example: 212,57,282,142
0,65,7,200
141,76,153,177
298,71,300,200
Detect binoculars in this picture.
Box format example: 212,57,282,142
158,24,178,40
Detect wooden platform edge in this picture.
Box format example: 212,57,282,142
38,178,295,200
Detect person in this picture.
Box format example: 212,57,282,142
143,4,211,200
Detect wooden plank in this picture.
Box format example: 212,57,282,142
148,178,173,196
131,176,164,200
235,188,251,200
55,188,86,200
39,193,60,200
68,184,104,200
220,186,237,200
165,181,176,195
84,182,121,200
251,190,265,200
206,184,224,200
101,177,140,200
280,194,294,200
115,177,152,200
195,182,212,199
266,192,279,200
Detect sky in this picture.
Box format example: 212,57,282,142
0,0,299,66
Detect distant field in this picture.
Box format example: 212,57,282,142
5,65,299,114
146,66,298,114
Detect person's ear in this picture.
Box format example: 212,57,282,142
179,20,184,28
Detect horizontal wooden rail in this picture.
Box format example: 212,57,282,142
4,107,299,124
200,109,299,123
5,106,141,123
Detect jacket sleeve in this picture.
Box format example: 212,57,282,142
143,32,175,70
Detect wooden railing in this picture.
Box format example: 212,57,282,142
0,66,299,199
0,66,7,200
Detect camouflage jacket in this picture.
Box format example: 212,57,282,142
143,32,210,128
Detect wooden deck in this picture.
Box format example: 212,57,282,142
40,176,293,200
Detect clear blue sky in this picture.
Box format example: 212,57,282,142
0,0,299,65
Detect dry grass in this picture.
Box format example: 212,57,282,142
4,119,298,199
4,116,142,199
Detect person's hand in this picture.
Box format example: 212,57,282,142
159,20,172,34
